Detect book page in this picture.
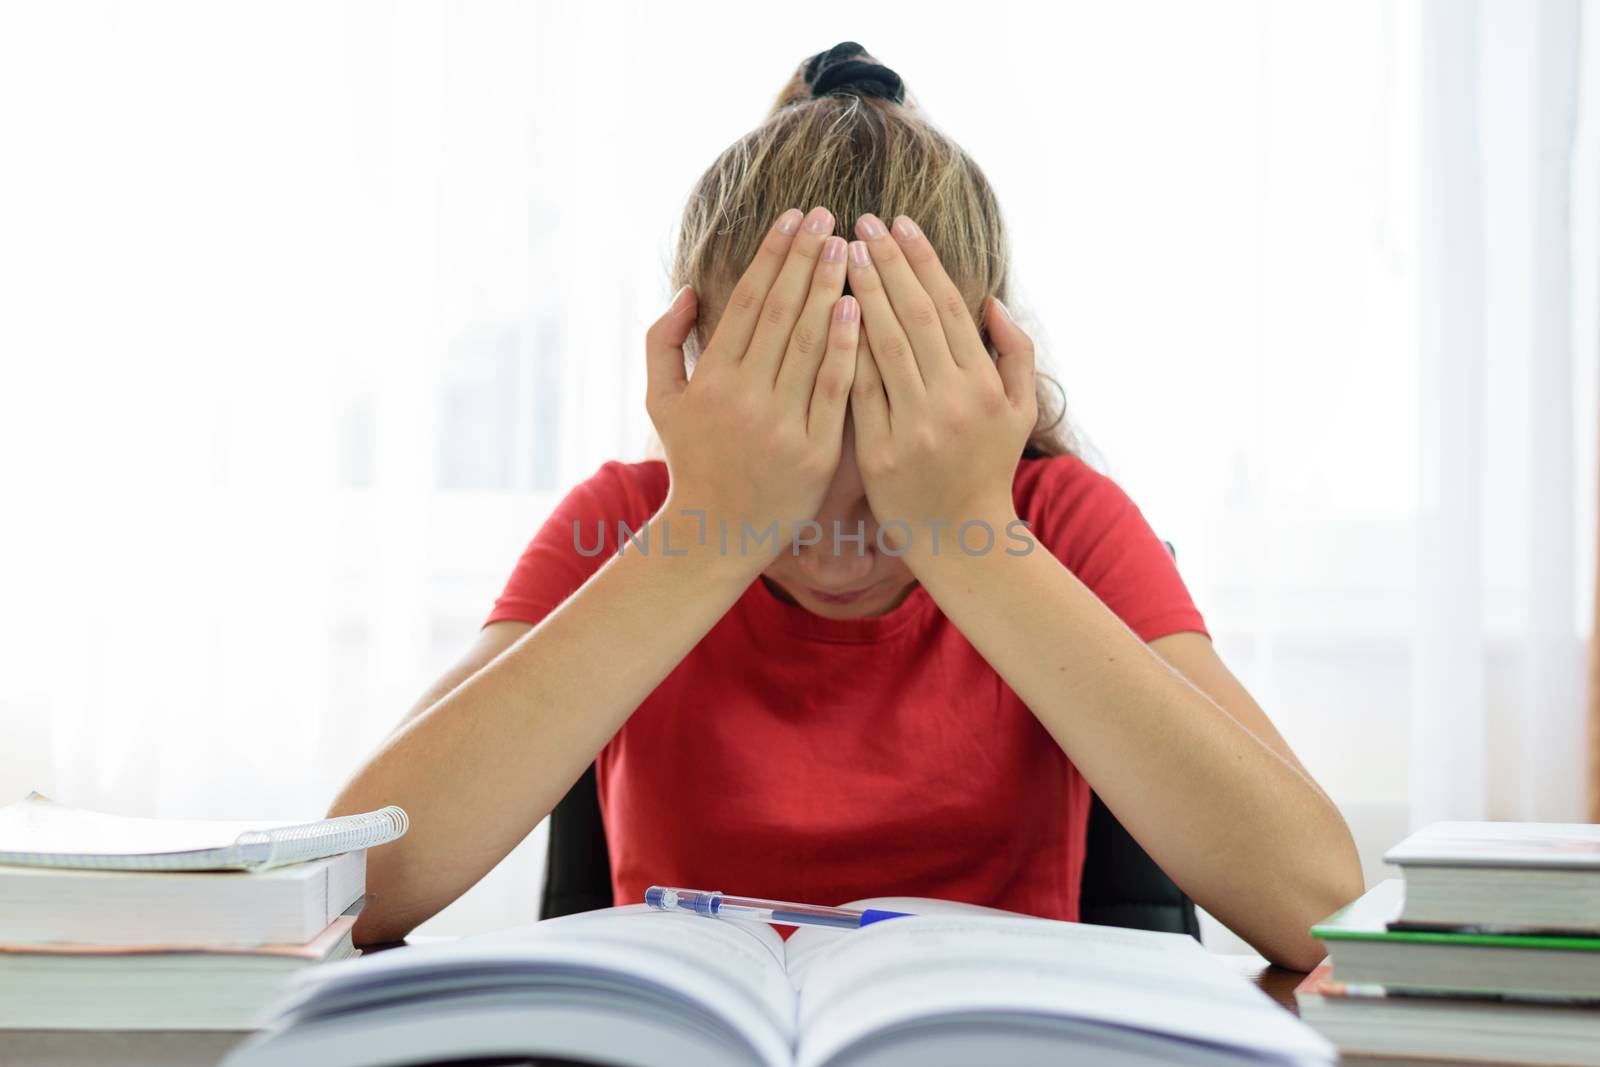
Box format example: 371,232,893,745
792,915,1334,1067
514,904,795,1040
783,896,1020,987
276,904,797,1067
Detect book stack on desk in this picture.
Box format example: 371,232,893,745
0,791,408,1031
1295,821,1600,1066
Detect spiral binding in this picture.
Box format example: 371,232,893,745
233,806,411,872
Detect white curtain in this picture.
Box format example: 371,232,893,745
0,0,1594,942
1413,0,1593,830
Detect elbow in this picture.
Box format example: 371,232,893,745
351,860,423,947
1261,926,1334,973
1267,945,1328,974
352,854,437,947
1254,888,1350,972
1259,853,1365,972
352,904,419,949
351,843,442,948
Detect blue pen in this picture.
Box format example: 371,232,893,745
644,886,913,930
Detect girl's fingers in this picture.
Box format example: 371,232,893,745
777,236,849,403
698,208,804,371
806,295,860,441
744,206,838,382
855,213,956,382
848,327,891,446
887,215,987,371
845,238,924,410
986,296,1038,418
644,285,696,415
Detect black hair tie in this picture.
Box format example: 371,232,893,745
804,41,905,104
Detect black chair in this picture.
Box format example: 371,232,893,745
539,762,1200,938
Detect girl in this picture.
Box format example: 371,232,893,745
330,43,1363,971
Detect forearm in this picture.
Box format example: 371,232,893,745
908,511,1361,970
331,498,759,943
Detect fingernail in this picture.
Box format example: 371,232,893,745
892,216,920,241
804,206,834,234
849,241,871,267
777,209,802,236
858,214,888,240
835,296,858,323
667,285,692,313
822,236,845,263
993,296,1012,321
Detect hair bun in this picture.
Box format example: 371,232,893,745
804,41,905,104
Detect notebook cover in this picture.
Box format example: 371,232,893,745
1384,822,1600,870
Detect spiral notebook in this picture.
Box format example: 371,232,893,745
0,791,409,872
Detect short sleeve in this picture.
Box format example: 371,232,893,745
1021,455,1209,642
485,459,670,628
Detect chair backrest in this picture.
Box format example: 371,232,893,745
540,763,615,920
538,762,1199,938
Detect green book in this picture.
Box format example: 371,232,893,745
1312,880,1600,1001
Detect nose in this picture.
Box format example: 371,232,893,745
791,518,877,588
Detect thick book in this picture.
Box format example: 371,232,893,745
1294,961,1600,1065
224,898,1336,1067
1312,879,1600,1000
0,850,366,947
0,792,408,872
1384,821,1600,934
0,900,365,1031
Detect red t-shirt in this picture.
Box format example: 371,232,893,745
485,453,1207,926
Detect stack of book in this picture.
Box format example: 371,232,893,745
1296,821,1600,1065
0,790,408,1032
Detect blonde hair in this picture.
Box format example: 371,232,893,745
667,45,1075,458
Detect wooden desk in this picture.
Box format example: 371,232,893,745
0,953,1305,1067
1217,952,1307,1013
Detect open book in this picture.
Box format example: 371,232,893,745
224,898,1334,1067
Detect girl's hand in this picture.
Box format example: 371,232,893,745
845,213,1038,558
645,206,859,562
